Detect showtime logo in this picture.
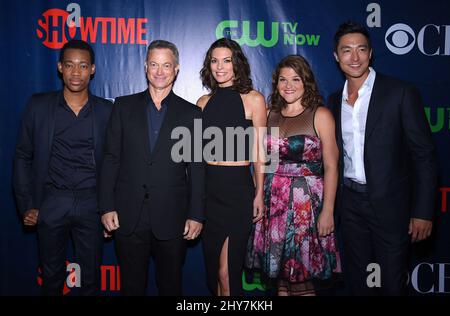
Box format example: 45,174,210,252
37,262,121,295
441,187,450,213
36,3,148,49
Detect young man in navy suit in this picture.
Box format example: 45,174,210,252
14,40,112,295
328,22,437,295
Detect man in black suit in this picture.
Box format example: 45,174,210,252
328,22,437,295
99,40,205,296
13,40,112,295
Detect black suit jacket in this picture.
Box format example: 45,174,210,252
99,90,205,240
13,90,113,215
327,73,437,231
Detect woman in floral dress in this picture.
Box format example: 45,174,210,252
246,55,341,296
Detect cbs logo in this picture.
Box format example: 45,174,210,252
385,23,450,56
385,23,415,55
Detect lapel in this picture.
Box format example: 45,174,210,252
90,93,98,148
150,92,178,159
48,92,61,154
90,92,102,165
330,91,344,157
332,91,345,184
135,91,153,162
334,91,344,152
364,74,385,142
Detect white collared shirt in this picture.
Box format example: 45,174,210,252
341,67,376,184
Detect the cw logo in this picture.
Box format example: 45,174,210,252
216,20,279,47
425,107,450,133
215,20,320,48
242,271,266,292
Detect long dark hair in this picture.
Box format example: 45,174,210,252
200,38,252,94
269,55,323,112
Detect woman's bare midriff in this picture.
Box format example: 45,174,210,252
206,161,251,166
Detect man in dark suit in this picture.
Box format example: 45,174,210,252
328,22,437,295
13,40,112,295
99,40,205,296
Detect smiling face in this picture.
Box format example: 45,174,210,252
334,32,372,81
277,67,304,105
210,47,235,87
146,48,179,91
58,48,95,93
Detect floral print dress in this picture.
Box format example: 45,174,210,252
246,108,340,284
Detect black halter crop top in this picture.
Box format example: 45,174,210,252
202,87,253,162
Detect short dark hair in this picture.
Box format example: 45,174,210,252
59,40,95,64
333,21,372,52
269,55,323,112
146,40,179,65
200,38,253,94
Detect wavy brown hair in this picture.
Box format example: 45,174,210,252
200,38,253,94
269,55,323,112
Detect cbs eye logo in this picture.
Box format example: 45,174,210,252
385,23,416,55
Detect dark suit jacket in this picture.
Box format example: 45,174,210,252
13,90,113,215
327,73,437,231
98,90,205,240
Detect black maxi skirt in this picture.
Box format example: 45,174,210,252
202,164,254,296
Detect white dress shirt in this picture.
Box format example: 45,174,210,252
341,67,376,184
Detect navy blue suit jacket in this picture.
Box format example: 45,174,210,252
98,90,205,240
13,90,113,215
327,73,438,231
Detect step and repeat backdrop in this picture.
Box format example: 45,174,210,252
1,0,449,295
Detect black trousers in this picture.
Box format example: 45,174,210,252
114,203,187,296
37,188,103,296
340,185,409,296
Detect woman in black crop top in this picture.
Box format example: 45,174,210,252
197,38,266,296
